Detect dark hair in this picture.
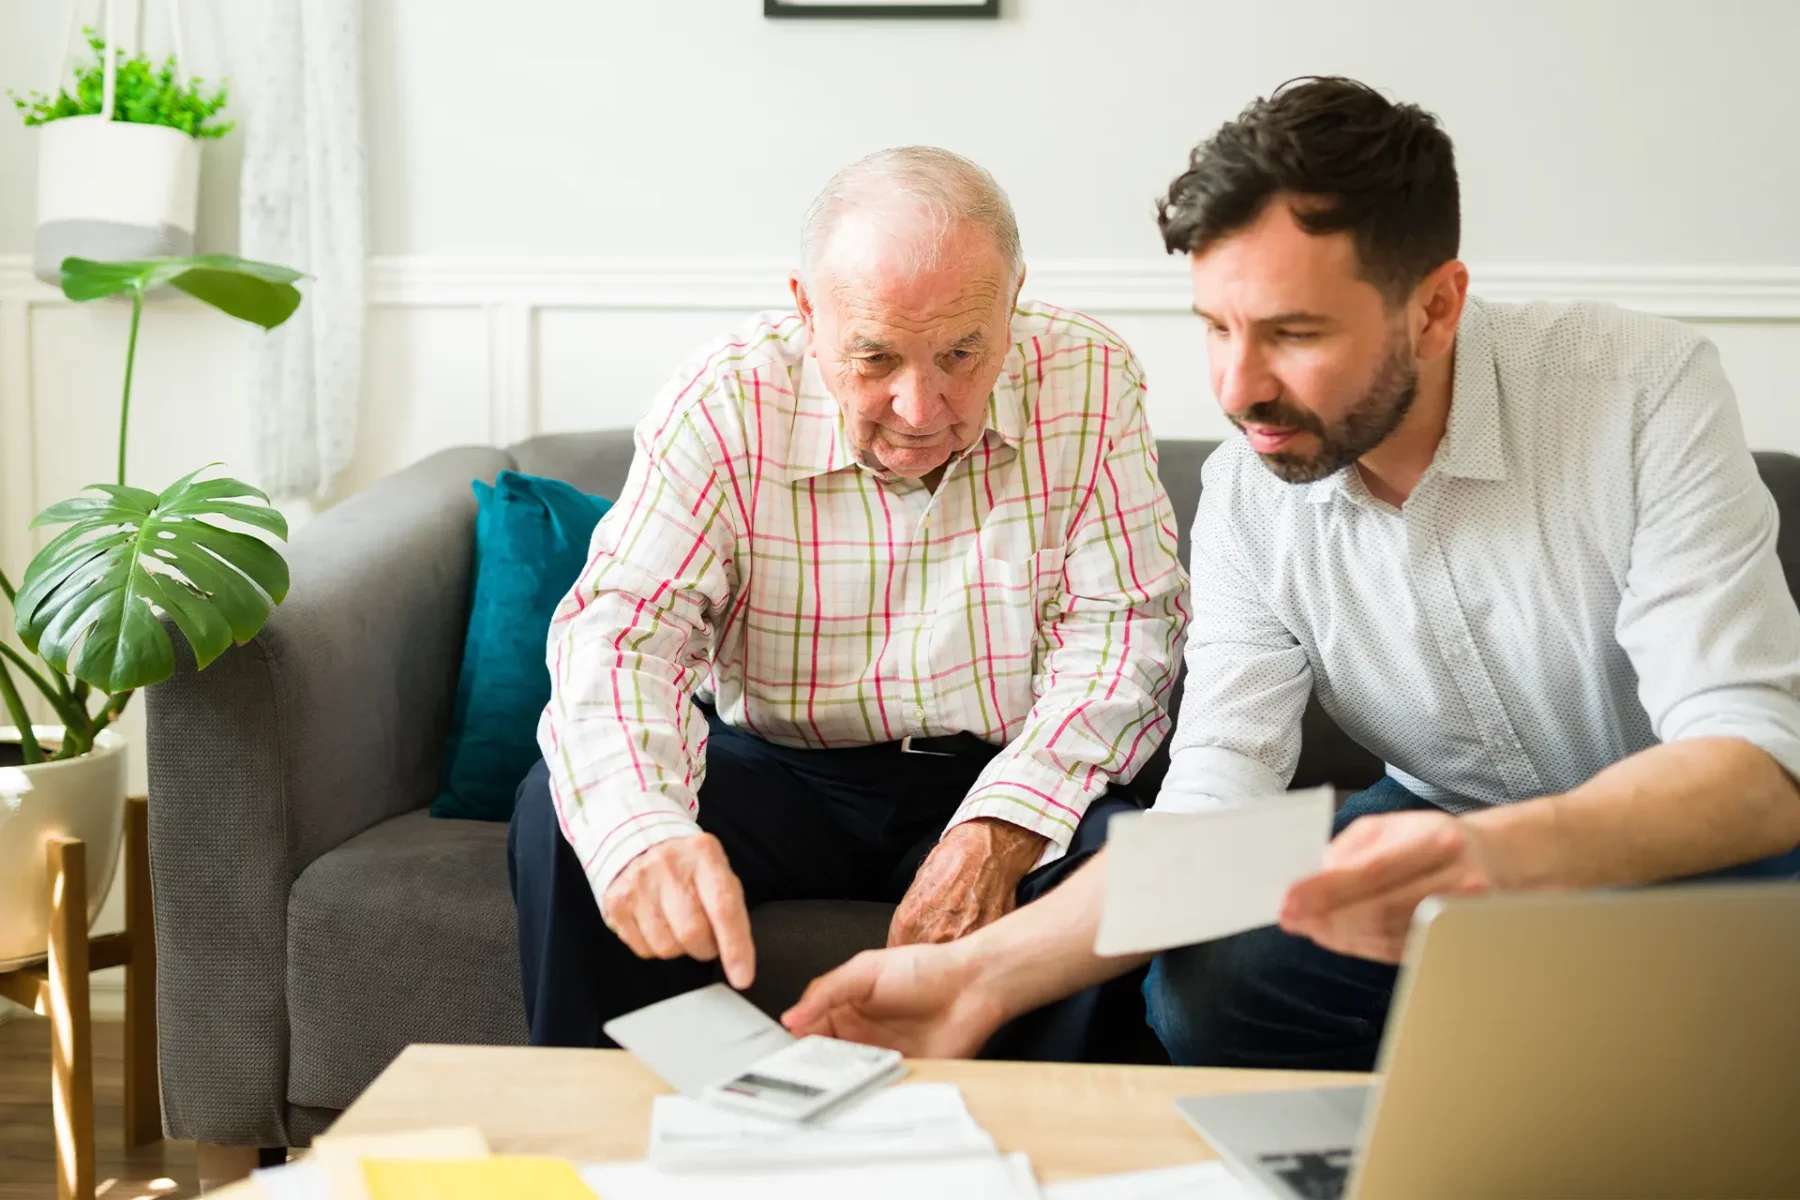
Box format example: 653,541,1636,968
1156,77,1460,301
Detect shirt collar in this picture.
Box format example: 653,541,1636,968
784,320,1028,483
786,354,858,482
1304,297,1507,504
1435,298,1508,483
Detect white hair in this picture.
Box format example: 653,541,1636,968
799,146,1024,287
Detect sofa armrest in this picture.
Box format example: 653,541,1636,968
144,446,512,1145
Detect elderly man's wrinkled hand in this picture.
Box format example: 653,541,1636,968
1278,809,1500,963
602,832,756,989
887,818,1047,947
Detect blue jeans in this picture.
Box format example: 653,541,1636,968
1144,776,1800,1072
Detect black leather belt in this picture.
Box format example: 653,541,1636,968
898,732,994,757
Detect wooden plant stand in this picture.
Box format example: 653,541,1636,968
0,795,159,1200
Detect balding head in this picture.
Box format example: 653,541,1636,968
800,146,1024,289
789,148,1027,486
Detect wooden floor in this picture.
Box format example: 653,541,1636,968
0,1015,197,1200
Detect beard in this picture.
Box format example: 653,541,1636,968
1233,335,1419,485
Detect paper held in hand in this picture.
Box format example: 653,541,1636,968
1094,786,1335,956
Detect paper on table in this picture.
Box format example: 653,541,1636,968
1094,787,1334,956
647,1081,996,1169
251,1157,324,1200
309,1126,490,1200
584,1151,1039,1200
1042,1160,1256,1199
603,982,795,1096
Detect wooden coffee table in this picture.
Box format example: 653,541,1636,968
236,1044,1359,1188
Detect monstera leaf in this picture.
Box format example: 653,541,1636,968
59,254,304,328
12,469,289,694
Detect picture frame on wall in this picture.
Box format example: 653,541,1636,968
765,0,999,18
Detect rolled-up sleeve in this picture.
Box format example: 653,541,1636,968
947,368,1190,858
537,401,739,905
1152,449,1314,813
1615,336,1800,779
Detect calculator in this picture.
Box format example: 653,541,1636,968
700,1035,906,1123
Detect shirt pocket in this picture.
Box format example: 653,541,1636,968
939,547,1066,735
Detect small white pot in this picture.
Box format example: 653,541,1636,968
32,115,201,285
0,725,128,971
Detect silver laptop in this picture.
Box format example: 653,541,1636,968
1176,883,1800,1200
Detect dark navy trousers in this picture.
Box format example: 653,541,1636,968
509,704,1157,1061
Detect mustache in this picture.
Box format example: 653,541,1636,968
1231,397,1326,438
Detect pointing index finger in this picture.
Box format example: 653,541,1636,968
697,856,756,989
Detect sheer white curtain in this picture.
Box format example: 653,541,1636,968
238,0,365,500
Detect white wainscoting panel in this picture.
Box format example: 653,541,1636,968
334,305,493,500
536,307,776,436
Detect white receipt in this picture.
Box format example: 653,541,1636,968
1095,787,1334,956
648,1081,996,1169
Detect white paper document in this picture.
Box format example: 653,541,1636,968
648,1081,996,1169
583,1151,1039,1200
1095,787,1334,956
603,982,796,1096
251,1157,324,1200
1042,1160,1256,1199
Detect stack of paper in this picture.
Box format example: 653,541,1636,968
579,1080,1037,1198
645,1081,997,1169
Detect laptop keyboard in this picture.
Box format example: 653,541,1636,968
1259,1148,1355,1200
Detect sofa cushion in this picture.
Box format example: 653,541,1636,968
433,471,613,822
743,900,896,1018
287,810,527,1110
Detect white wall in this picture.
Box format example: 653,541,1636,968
4,1,1798,488
1,0,1798,1009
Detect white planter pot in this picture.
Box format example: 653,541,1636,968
32,115,201,285
0,725,128,971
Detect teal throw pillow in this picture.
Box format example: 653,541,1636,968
431,470,613,821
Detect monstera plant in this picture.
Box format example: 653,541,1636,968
0,254,302,764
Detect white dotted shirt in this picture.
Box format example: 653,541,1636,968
1157,297,1800,813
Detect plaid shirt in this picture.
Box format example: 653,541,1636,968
540,303,1190,900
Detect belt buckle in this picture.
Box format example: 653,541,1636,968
900,735,955,757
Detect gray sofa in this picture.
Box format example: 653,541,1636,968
144,430,1800,1150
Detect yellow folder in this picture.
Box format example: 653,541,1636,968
362,1156,597,1200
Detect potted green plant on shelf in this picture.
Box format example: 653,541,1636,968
13,21,233,284
0,254,301,970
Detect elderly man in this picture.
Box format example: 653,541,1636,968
508,146,1189,1055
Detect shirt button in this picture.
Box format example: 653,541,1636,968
912,705,927,725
